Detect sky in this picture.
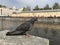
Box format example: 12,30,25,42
0,0,60,9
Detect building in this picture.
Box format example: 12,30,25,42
0,7,13,16
0,7,23,16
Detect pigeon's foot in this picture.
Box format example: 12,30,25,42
25,33,31,37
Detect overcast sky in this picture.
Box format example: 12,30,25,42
0,0,60,9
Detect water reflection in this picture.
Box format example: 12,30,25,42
28,27,60,45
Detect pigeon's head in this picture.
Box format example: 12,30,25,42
33,17,38,21
31,17,38,22
33,15,38,21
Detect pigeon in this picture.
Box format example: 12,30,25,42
6,17,37,36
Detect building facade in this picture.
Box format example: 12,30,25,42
0,7,23,16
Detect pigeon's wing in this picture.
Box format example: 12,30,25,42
16,22,31,31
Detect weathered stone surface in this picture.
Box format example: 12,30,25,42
0,30,49,45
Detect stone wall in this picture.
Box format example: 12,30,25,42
12,12,60,17
0,30,49,45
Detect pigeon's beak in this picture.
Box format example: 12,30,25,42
34,15,39,21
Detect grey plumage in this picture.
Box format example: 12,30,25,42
6,17,37,36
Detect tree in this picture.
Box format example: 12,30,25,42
3,5,6,8
0,5,2,7
0,5,6,8
23,6,31,11
44,4,51,10
23,7,26,11
33,5,40,10
52,2,60,9
26,6,31,11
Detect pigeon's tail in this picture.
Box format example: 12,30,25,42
6,32,26,36
6,32,16,36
